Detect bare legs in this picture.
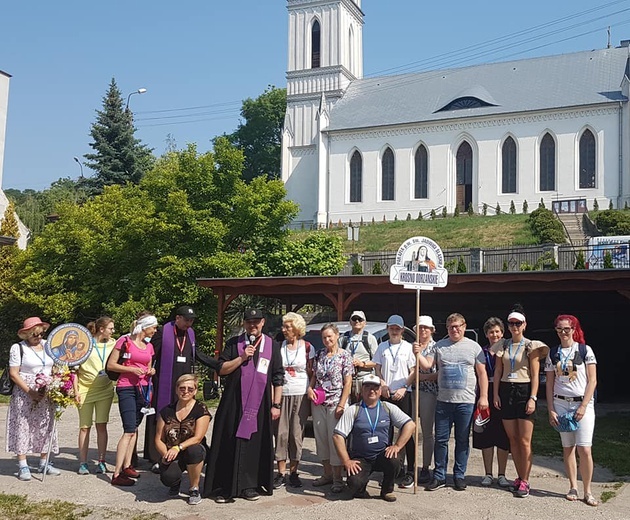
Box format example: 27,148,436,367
481,447,509,476
114,431,136,477
563,445,594,495
503,418,534,481
79,423,109,464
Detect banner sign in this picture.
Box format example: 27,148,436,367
45,323,93,367
389,236,448,290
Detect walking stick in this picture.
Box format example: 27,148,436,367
42,410,59,483
413,288,421,494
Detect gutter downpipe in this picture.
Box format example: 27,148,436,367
619,101,624,209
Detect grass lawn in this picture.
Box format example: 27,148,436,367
0,494,91,519
291,214,537,253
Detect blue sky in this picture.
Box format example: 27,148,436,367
2,0,630,190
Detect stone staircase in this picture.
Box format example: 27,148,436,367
557,213,589,245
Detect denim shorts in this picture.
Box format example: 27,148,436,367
116,386,147,433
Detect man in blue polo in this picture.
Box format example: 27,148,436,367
332,374,414,502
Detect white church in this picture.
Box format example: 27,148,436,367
281,0,630,227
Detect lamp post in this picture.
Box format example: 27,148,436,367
125,88,147,111
73,156,84,178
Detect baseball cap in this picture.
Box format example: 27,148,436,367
350,310,366,321
473,406,491,433
175,305,196,319
243,308,264,320
387,314,404,328
361,374,381,387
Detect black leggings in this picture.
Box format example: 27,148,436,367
159,444,206,488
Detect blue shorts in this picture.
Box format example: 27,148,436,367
117,386,147,433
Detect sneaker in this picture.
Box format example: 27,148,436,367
78,463,90,475
330,480,345,494
241,488,260,501
18,466,31,481
95,461,107,474
418,467,431,484
497,475,511,488
454,477,467,491
425,478,446,491
151,462,160,474
509,477,522,492
481,474,493,487
188,487,201,505
122,466,140,478
515,479,530,498
215,495,234,504
111,473,135,486
38,463,61,476
380,492,397,502
168,483,180,496
399,472,414,489
273,473,286,489
288,472,303,488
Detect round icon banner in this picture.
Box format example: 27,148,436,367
45,323,93,366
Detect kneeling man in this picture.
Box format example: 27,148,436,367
333,374,414,502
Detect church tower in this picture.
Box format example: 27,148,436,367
282,0,364,226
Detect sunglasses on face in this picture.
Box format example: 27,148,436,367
555,327,573,334
178,386,196,393
507,321,523,327
351,317,364,322
30,332,43,338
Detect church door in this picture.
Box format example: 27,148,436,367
456,142,473,213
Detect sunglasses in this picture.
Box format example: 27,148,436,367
178,386,196,393
555,327,573,334
351,317,364,322
30,332,44,338
507,321,523,327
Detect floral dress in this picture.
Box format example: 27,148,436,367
5,341,59,455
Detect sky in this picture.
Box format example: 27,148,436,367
2,0,630,191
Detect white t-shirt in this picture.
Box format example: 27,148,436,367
373,340,415,392
9,341,54,376
544,343,597,401
281,339,315,396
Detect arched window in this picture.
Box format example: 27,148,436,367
579,130,596,189
414,145,428,199
382,148,395,201
539,133,556,191
502,137,517,193
311,20,321,68
348,27,354,72
349,151,362,202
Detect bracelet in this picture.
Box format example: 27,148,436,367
272,403,281,410
173,445,181,452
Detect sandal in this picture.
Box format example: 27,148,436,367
584,493,599,507
312,475,333,487
566,488,579,501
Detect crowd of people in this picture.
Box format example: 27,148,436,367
3,306,599,507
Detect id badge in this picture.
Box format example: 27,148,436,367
256,358,270,375
122,352,132,359
389,362,399,373
367,436,379,444
558,375,570,384
507,372,517,380
141,407,156,416
177,356,186,363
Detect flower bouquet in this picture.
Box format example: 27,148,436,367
33,365,77,419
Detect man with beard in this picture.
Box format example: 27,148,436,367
203,309,283,503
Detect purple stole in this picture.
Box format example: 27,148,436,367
156,322,196,412
236,334,272,440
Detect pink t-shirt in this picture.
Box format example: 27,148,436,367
114,336,154,388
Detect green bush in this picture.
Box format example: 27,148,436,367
417,211,423,221
457,256,467,273
604,251,614,269
528,208,565,243
594,209,630,235
522,200,528,214
467,202,474,216
352,260,363,274
496,203,501,215
371,261,383,275
441,207,447,218
510,200,516,214
574,250,586,270
593,198,599,211
454,205,460,217
430,209,436,220
482,203,488,216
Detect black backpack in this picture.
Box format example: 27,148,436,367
549,343,596,401
340,331,372,359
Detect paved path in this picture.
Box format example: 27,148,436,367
0,404,628,520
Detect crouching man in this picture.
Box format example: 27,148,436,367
332,374,414,502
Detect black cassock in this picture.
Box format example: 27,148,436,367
202,334,283,499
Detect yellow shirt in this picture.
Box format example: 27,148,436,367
77,338,116,403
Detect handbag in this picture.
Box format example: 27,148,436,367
0,343,24,396
106,337,129,381
554,412,580,433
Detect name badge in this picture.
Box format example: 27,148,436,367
141,407,156,416
507,372,517,379
367,436,379,444
389,362,399,373
257,358,270,375
177,356,186,363
122,352,132,359
558,375,570,384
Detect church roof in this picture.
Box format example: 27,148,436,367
326,46,630,132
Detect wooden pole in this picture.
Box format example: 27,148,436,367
413,288,421,494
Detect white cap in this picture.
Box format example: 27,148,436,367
350,310,366,321
361,374,381,386
414,315,435,331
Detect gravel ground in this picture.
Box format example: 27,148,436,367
0,403,628,520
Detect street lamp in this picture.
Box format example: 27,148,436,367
125,88,147,111
73,156,84,178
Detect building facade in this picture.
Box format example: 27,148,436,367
282,0,630,227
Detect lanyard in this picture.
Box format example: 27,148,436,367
93,339,108,370
508,339,524,374
324,350,338,371
388,341,401,366
362,401,381,435
29,344,47,369
560,344,575,372
284,339,300,366
174,328,187,356
138,380,152,406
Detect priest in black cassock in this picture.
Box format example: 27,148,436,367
143,305,220,469
203,309,284,503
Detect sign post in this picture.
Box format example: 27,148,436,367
390,236,448,493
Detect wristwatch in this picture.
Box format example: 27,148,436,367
529,395,538,402
272,403,282,410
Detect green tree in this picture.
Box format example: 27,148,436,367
441,207,447,218
352,260,363,275
430,209,436,220
84,78,153,194
495,203,501,215
0,201,23,354
482,203,488,216
510,200,516,214
593,198,599,211
574,250,586,270
454,205,460,217
227,86,287,182
371,261,383,275
467,202,474,216
457,256,467,273
528,208,565,243
522,200,528,214
604,250,614,269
